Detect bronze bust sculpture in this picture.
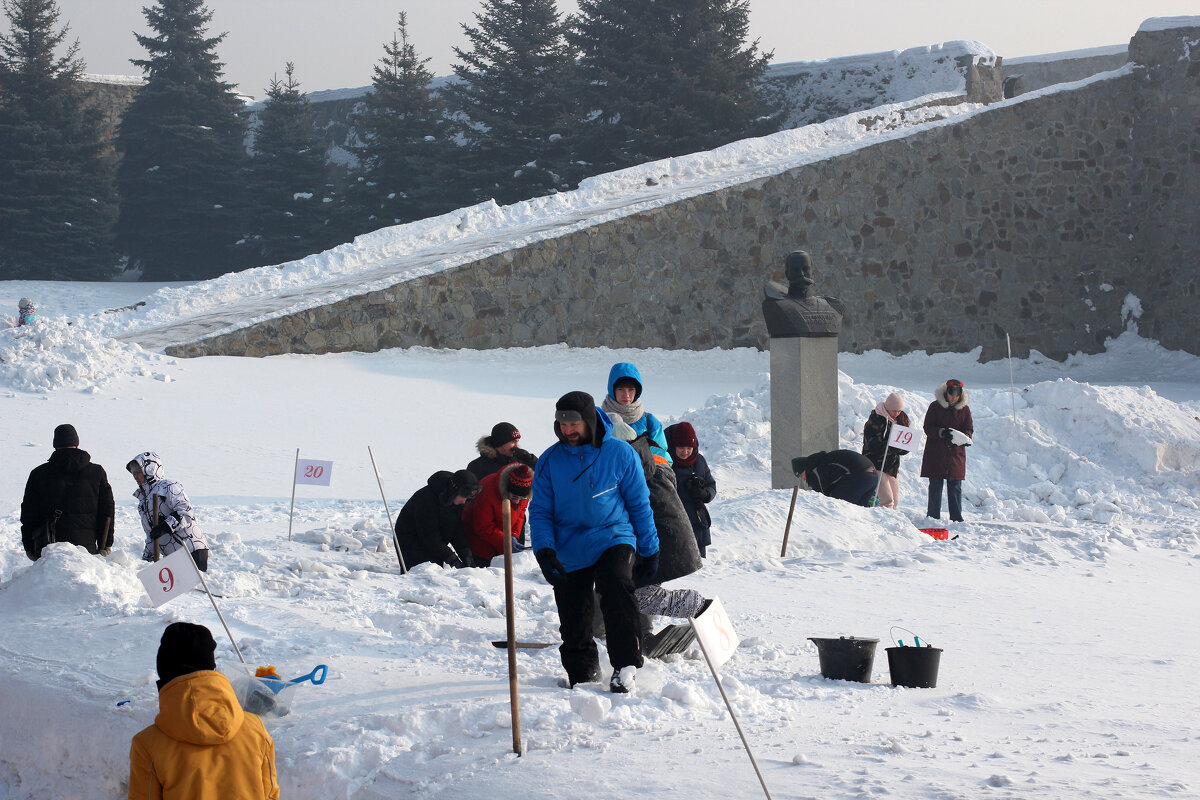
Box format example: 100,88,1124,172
762,250,844,338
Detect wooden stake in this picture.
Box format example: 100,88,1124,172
502,498,523,756
780,485,799,557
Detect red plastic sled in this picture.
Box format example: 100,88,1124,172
919,528,949,540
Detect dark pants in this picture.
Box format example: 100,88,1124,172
927,479,963,521
829,470,879,507
192,548,209,572
553,544,643,685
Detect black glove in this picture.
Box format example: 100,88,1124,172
939,428,953,440
687,476,708,502
633,552,659,585
150,519,173,542
535,548,568,587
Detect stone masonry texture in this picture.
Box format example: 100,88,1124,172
167,25,1200,362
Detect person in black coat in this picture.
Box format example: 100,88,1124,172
791,449,879,508
395,469,479,569
20,424,115,560
666,422,717,557
861,392,911,509
466,422,537,481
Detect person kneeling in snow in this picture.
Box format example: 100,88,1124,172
395,469,479,569
462,463,533,565
128,452,210,571
792,450,879,508
129,622,279,800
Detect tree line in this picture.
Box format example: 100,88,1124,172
1,0,780,282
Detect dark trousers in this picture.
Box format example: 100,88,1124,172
927,479,963,521
553,544,642,684
829,470,880,507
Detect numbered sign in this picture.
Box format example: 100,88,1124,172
137,547,202,608
296,459,333,486
692,596,740,668
888,423,920,453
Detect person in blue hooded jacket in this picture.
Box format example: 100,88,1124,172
529,391,660,694
601,362,672,465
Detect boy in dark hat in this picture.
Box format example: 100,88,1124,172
467,421,537,481
20,424,114,560
130,622,279,799
395,469,480,569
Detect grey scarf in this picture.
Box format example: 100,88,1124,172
602,394,644,425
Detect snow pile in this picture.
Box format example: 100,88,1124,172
0,318,170,393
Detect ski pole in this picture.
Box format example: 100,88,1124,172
368,447,407,573
170,529,246,665
780,485,799,557
287,449,299,541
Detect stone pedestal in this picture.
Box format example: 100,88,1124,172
770,336,839,489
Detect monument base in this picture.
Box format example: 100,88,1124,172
770,336,839,489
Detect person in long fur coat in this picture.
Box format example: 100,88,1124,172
919,379,973,521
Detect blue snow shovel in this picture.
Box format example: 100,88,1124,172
260,664,328,694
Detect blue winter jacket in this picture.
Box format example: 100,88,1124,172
529,407,659,573
606,362,672,464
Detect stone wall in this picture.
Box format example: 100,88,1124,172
1004,46,1129,96
167,24,1200,362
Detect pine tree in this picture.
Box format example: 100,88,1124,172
0,0,117,280
569,0,776,177
114,0,247,281
442,0,577,206
348,12,454,231
244,62,334,265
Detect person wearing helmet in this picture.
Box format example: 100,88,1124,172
127,452,210,571
17,298,39,326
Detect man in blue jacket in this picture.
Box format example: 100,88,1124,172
530,391,660,693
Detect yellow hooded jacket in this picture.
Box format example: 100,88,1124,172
128,670,279,800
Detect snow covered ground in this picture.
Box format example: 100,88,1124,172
1,280,1198,799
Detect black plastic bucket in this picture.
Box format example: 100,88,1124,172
807,637,878,683
886,646,942,688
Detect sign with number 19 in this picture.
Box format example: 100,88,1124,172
888,423,920,453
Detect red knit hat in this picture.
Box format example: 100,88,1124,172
669,421,698,450
506,465,533,498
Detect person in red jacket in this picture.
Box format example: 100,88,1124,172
462,463,533,564
920,379,974,521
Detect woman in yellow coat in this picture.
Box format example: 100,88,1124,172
129,622,279,800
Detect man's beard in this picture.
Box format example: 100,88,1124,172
564,428,587,445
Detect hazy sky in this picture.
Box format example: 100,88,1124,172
45,1,1200,97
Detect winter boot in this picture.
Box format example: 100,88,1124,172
609,666,636,694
